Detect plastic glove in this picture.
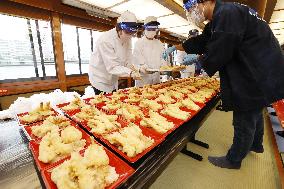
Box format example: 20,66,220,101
139,65,148,74
130,71,141,80
182,54,198,65
162,46,177,61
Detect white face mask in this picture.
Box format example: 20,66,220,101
145,30,157,39
186,4,206,27
119,30,132,42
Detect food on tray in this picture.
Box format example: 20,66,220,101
51,143,119,189
105,124,154,157
102,99,122,111
31,123,59,138
126,87,141,94
116,103,144,121
74,105,101,121
179,98,201,111
167,90,184,100
111,90,126,100
61,126,82,143
161,104,190,120
160,65,186,71
124,93,142,103
31,115,70,138
139,99,162,111
38,127,86,163
141,87,157,99
74,107,121,135
87,114,121,135
61,96,87,111
156,94,175,104
140,110,174,134
188,93,206,103
19,102,54,123
198,88,215,98
89,93,109,104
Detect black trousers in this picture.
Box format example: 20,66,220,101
92,87,116,95
226,108,264,164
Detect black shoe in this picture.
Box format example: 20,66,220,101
269,112,277,116
208,156,241,169
250,147,264,153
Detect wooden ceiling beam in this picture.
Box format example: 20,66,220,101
263,0,277,22
153,0,186,19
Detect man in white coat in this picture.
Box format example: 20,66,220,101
133,16,167,87
89,11,141,94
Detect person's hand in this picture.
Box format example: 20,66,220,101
139,65,148,74
162,46,177,61
130,71,141,80
182,54,198,65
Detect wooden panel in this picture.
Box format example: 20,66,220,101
66,75,90,87
51,13,67,91
0,79,60,96
62,14,114,31
9,0,53,10
0,0,50,20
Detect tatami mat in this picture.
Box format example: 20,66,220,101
150,110,281,189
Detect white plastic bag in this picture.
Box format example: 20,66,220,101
81,86,95,99
9,97,33,114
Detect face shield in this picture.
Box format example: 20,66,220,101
118,22,140,36
144,25,159,39
183,0,206,27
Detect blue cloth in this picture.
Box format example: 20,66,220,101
183,0,198,11
162,46,176,61
182,54,198,65
226,108,264,164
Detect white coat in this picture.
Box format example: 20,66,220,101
89,28,133,93
133,36,167,87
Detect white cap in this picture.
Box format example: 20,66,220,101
144,16,160,25
144,16,157,25
117,11,137,23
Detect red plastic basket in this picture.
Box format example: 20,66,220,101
17,109,58,126
29,125,92,170
41,144,135,189
99,125,165,163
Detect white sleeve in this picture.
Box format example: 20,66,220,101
133,41,146,69
125,42,133,69
98,41,132,77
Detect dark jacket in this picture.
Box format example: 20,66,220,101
182,2,284,111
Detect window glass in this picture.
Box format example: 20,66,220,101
0,14,55,81
78,28,91,74
62,24,80,75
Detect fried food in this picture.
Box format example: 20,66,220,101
105,124,154,157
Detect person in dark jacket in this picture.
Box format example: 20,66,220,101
163,0,284,169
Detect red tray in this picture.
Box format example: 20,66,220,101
41,144,135,189
29,125,92,170
273,99,284,128
72,113,129,137
23,119,78,141
17,109,58,126
56,103,82,117
100,125,165,163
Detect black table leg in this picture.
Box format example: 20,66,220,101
190,138,209,149
180,146,203,161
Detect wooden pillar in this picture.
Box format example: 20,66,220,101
256,0,268,18
127,78,132,88
51,12,67,91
